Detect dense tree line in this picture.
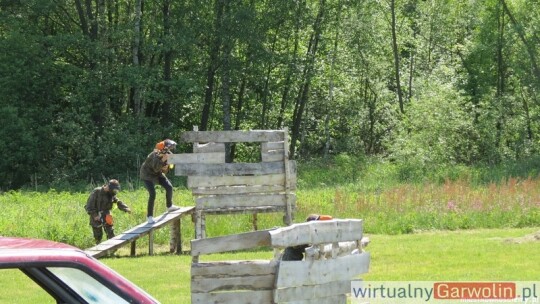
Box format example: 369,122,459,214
1,0,539,190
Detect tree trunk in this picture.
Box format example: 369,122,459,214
230,76,247,160
277,1,302,129
501,0,540,82
260,27,280,129
85,0,98,40
519,87,533,141
324,0,342,159
390,0,404,114
132,0,143,116
290,0,325,159
201,0,225,131
161,0,173,122
74,0,89,37
221,0,233,162
495,0,505,149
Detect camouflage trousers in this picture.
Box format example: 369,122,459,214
90,211,114,244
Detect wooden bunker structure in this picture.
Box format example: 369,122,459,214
167,129,370,303
190,219,370,303
169,128,296,239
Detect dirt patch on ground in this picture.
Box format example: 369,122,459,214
503,230,540,244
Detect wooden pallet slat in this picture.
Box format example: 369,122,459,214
168,152,225,164
187,173,297,189
195,193,296,209
175,162,286,176
269,219,364,248
191,230,272,256
191,290,273,304
191,260,277,277
181,130,285,143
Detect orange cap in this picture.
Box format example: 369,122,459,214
318,215,333,221
305,214,333,221
155,141,165,150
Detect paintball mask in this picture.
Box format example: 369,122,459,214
156,139,177,154
108,179,121,195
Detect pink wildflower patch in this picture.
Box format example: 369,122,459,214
447,201,458,212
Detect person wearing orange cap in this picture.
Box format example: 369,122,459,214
281,214,333,261
140,139,180,224
85,179,131,244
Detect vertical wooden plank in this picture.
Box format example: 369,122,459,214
177,218,183,254
149,230,154,256
195,210,203,239
283,127,292,225
170,218,180,253
252,212,258,231
130,240,136,257
201,213,207,239
191,125,209,239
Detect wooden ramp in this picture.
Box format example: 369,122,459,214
85,206,195,258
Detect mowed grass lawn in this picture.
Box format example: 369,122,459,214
96,227,539,304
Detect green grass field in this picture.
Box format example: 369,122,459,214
1,228,537,304
102,228,539,304
1,157,540,303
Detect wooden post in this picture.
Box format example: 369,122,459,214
192,125,207,239
148,230,154,256
195,210,202,239
170,218,181,254
201,214,206,239
252,212,258,231
283,127,293,225
130,241,136,257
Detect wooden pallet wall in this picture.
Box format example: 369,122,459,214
169,128,296,239
190,219,370,304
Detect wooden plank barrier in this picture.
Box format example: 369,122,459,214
170,128,297,239
190,219,370,304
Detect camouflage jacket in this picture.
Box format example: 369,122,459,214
139,151,168,182
85,186,129,219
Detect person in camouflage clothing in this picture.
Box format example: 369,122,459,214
85,179,131,244
140,139,180,224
